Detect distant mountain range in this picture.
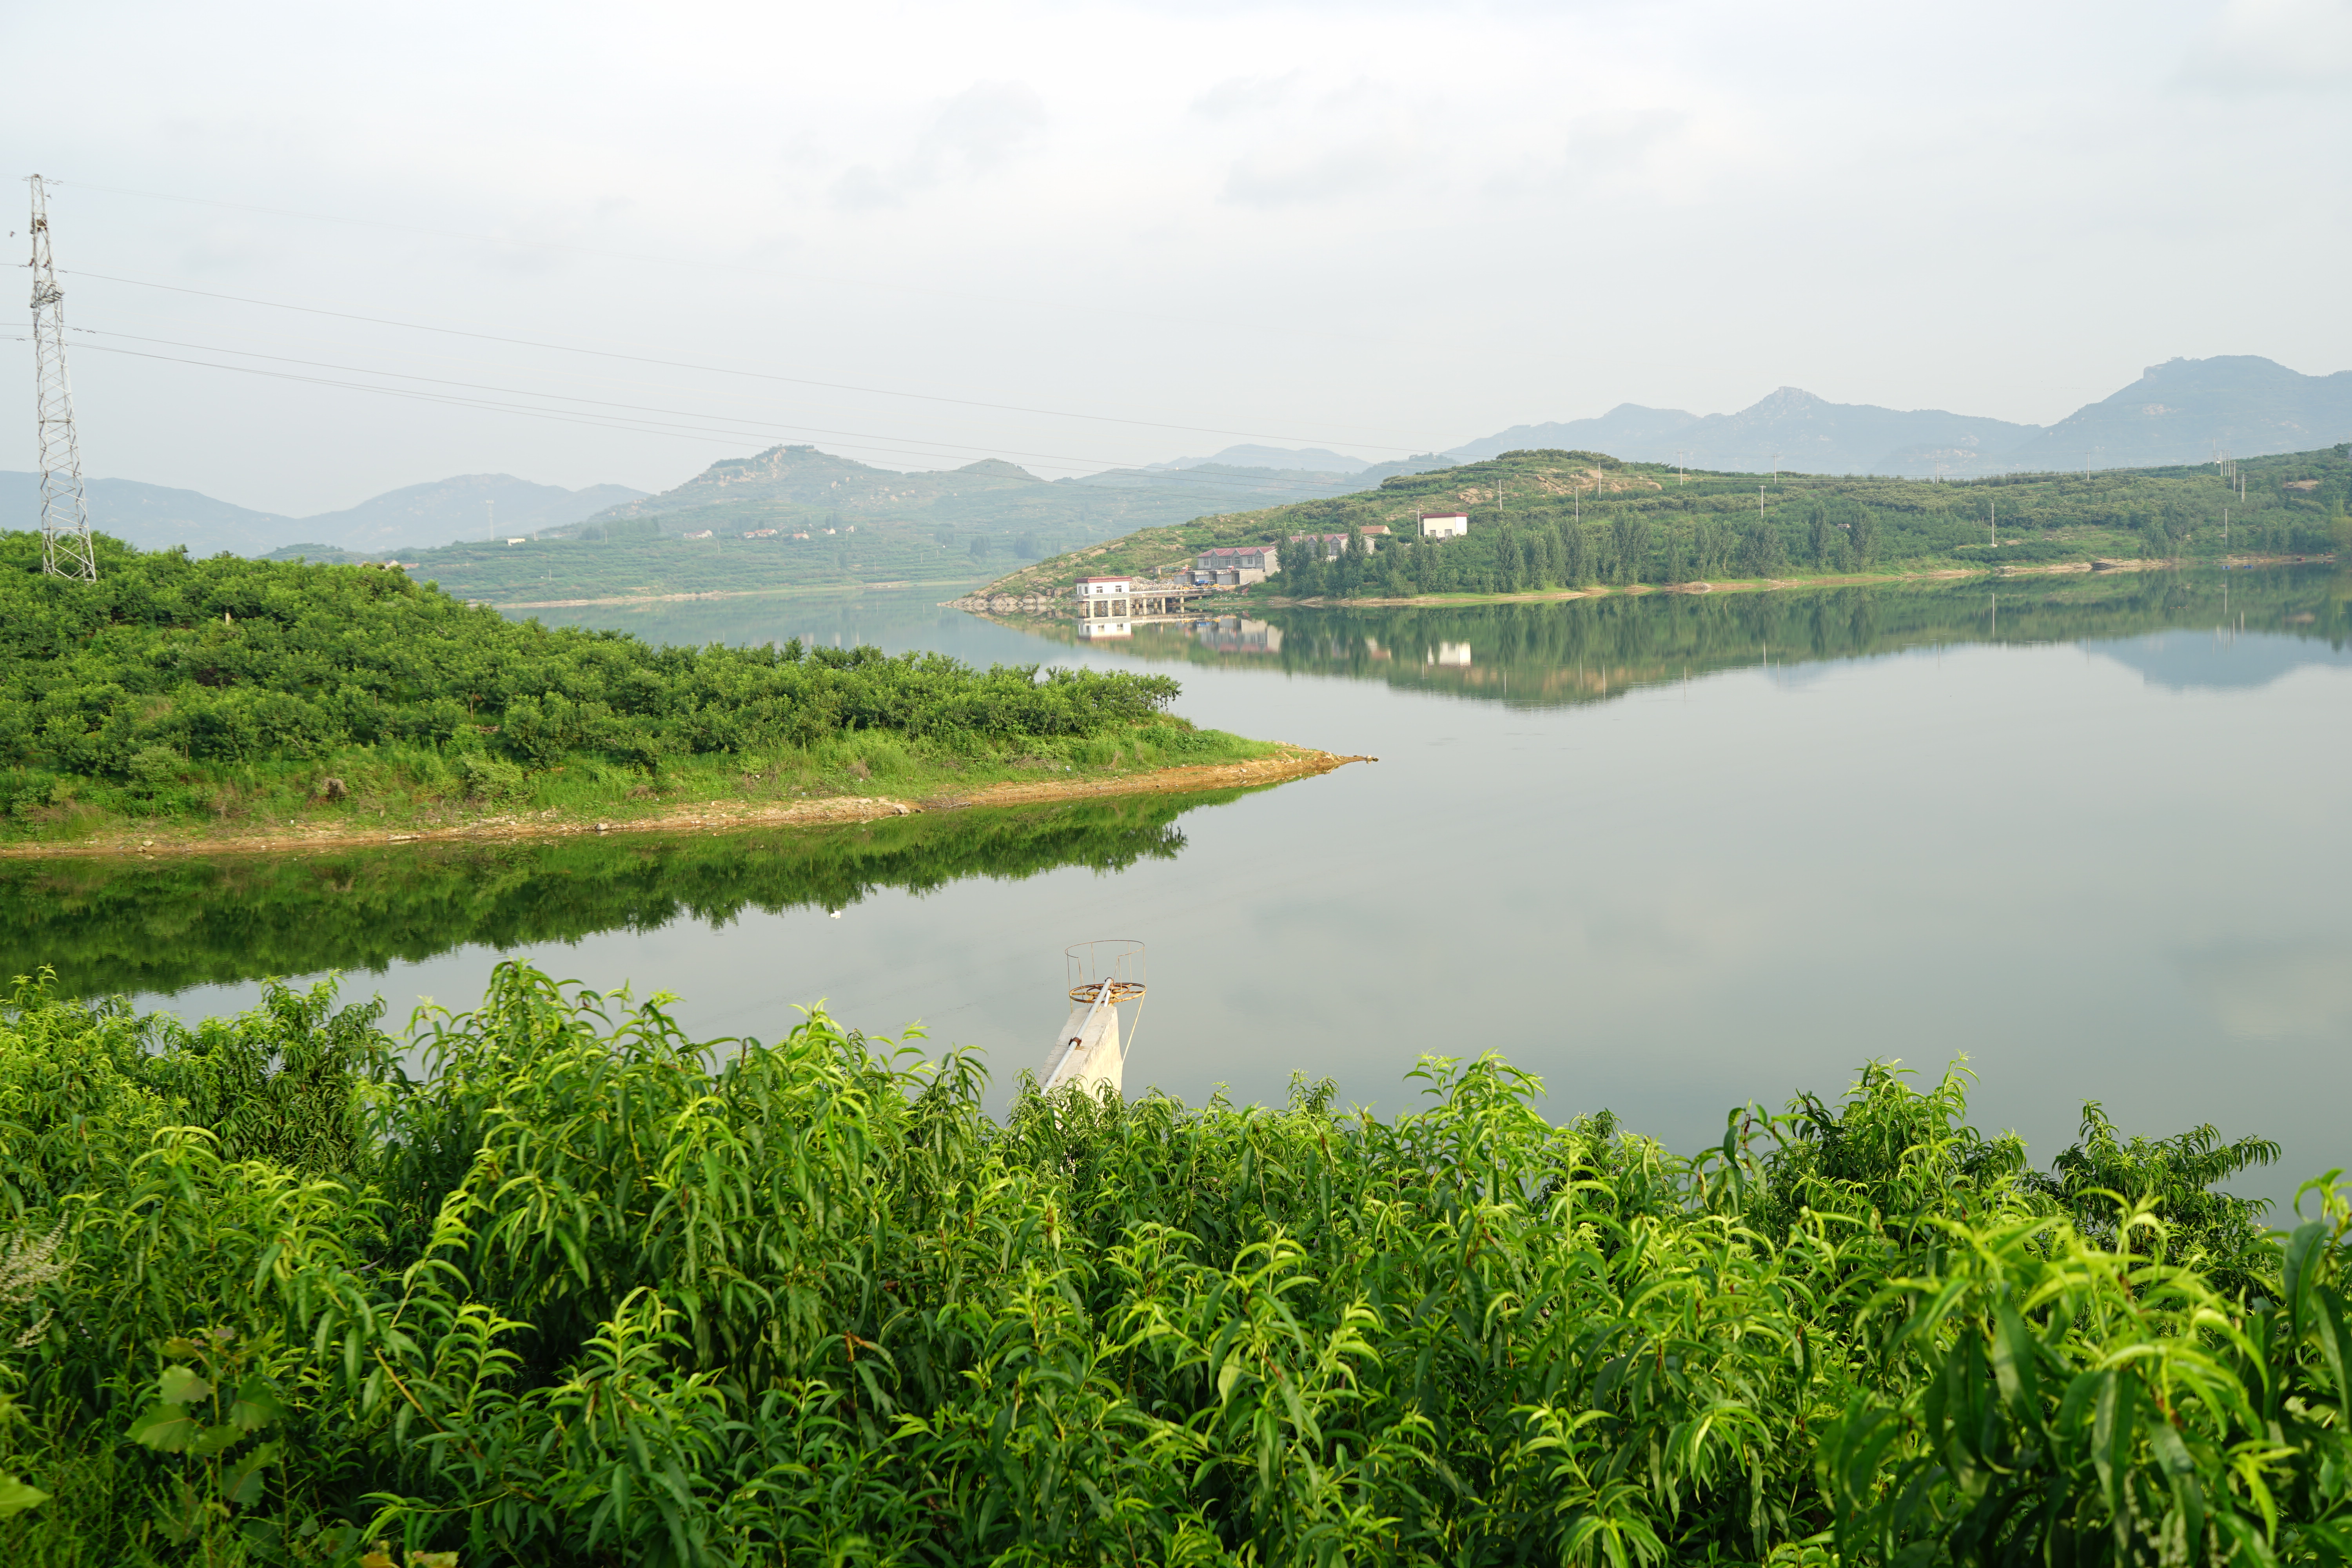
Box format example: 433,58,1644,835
1440,356,2352,478
0,472,646,558
569,443,1443,546
287,474,648,554
8,354,2345,561
1145,444,1374,474
1444,389,2042,478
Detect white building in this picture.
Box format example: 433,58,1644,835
1419,513,1469,539
1076,575,1135,622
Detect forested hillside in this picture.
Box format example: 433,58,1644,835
0,534,1236,843
0,961,2337,1563
980,444,2351,602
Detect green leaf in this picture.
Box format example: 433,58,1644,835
160,1336,203,1358
221,1441,279,1509
0,1473,49,1518
1992,1297,2044,1437
128,1402,207,1452
229,1377,288,1433
2312,1286,2352,1404
2284,1221,2328,1334
156,1364,212,1407
191,1422,244,1457
2092,1368,2135,1525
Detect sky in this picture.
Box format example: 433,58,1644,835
4,0,2348,516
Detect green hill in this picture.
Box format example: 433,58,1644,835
0,533,1261,846
973,445,2351,604
276,445,1444,604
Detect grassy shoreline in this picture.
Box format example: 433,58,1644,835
0,735,1356,859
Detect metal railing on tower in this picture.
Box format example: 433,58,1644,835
27,174,95,582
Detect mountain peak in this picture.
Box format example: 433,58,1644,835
956,459,1043,481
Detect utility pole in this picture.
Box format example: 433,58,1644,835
1989,500,1996,547
26,176,94,581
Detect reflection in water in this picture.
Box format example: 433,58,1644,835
4,793,1239,998
15,567,2347,1205
1009,568,2352,706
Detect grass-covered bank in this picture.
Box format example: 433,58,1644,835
0,533,1284,849
0,961,2341,1565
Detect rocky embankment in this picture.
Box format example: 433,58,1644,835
946,591,1064,615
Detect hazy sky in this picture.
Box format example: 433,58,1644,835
5,0,2348,515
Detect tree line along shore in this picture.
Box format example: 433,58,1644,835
974,444,2352,606
0,533,1289,849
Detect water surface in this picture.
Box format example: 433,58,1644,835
25,570,2348,1203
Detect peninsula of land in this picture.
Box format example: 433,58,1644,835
966,444,2349,613
1,533,1334,854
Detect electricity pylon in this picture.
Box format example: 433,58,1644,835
27,175,95,581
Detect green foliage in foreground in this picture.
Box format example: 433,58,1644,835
0,534,1193,838
0,965,2343,1566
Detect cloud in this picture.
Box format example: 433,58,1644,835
832,81,1047,210
1562,108,1691,181
1191,71,1305,120
1223,135,1415,207
2175,0,2352,94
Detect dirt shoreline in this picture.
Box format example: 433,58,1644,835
0,749,1369,863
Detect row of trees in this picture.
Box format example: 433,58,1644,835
1272,499,1891,597
0,961,2337,1563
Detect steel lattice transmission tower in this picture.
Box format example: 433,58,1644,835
27,175,95,581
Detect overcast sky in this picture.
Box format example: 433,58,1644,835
5,0,2348,515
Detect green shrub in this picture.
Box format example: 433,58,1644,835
0,965,2340,1564
455,753,527,802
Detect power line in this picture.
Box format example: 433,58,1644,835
65,268,1412,458
70,338,1421,501
53,177,1368,351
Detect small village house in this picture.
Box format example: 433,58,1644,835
1419,513,1469,539
1191,544,1280,586
1074,574,1209,618
1286,532,1364,562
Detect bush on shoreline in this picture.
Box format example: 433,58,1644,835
0,962,2342,1565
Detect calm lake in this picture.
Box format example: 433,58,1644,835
18,567,2349,1204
